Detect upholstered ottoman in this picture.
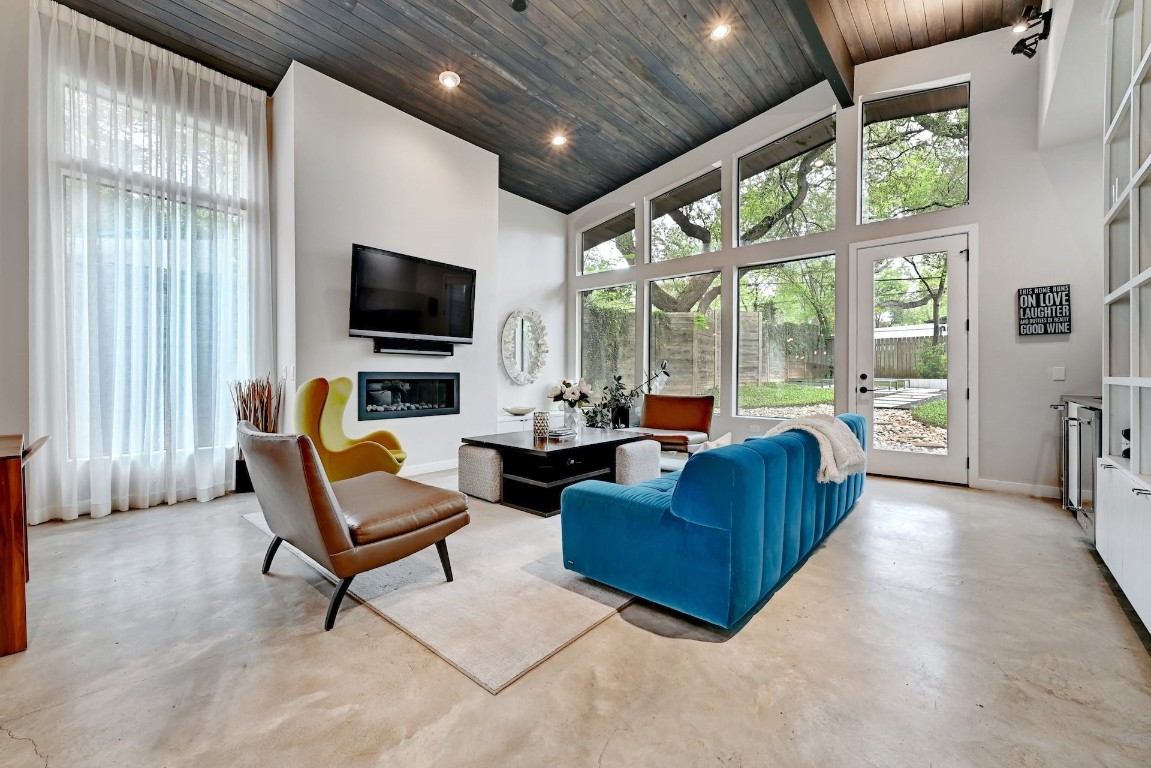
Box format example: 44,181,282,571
458,444,502,502
615,439,661,485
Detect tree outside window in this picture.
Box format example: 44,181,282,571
862,83,970,223
738,116,836,245
650,273,721,409
737,256,836,418
581,210,635,274
650,169,721,262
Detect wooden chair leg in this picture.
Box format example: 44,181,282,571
324,576,355,631
261,536,283,574
435,539,454,582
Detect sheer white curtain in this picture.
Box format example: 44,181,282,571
27,0,273,524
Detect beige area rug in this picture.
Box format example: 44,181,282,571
242,495,631,694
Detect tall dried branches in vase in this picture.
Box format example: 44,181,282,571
230,375,285,460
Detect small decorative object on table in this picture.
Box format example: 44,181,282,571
230,374,285,492
532,412,550,439
546,378,591,433
503,406,536,416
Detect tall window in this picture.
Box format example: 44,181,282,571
580,284,637,392
581,210,635,274
738,116,836,245
649,273,721,410
862,83,970,223
28,0,271,521
650,169,721,262
737,256,836,418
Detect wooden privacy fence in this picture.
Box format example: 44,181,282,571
874,336,938,378
584,307,841,395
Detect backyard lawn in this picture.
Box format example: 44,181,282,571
911,399,948,427
737,382,835,409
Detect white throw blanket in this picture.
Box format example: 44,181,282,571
764,415,867,484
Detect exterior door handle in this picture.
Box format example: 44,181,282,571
1134,488,1151,497
858,386,870,394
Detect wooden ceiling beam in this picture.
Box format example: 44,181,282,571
783,0,856,107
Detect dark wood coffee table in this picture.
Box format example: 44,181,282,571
460,428,648,517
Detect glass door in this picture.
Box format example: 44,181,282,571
851,234,968,484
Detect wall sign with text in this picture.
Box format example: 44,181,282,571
1017,284,1071,335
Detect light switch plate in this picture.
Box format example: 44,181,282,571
1053,366,1066,381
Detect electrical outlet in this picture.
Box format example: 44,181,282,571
748,423,764,434
1053,366,1066,381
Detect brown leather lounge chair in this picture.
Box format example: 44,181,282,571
237,422,469,630
624,393,715,453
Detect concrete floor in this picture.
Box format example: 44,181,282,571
2,476,1150,767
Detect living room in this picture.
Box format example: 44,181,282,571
2,0,1150,765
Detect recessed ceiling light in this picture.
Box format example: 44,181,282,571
551,134,567,146
438,70,461,88
710,23,731,41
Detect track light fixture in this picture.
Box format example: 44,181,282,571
511,0,527,12
1010,5,1053,59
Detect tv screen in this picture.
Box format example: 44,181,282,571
349,245,476,344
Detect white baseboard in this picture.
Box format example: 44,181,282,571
971,477,1061,500
400,459,458,477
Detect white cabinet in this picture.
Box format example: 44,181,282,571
1097,459,1151,625
494,411,562,434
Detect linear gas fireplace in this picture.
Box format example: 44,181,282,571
358,372,460,420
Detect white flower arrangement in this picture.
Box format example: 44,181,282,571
549,378,591,406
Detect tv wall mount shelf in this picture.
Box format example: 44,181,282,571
371,337,455,356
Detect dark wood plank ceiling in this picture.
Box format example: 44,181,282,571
57,0,1030,213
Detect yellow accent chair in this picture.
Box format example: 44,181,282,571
295,377,408,481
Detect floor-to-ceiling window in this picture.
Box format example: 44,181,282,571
571,82,974,464
27,0,272,522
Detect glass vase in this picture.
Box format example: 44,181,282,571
564,403,579,432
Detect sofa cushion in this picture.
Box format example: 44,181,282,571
636,471,680,494
621,427,709,447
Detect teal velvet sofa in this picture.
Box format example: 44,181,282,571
560,414,867,629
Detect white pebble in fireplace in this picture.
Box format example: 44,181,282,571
358,372,461,420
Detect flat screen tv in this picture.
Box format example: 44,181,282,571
349,244,476,344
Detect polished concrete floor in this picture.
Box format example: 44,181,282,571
2,476,1150,767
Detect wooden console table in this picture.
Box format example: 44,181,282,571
1,434,46,657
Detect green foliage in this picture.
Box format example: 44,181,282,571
583,403,613,429
580,107,966,390
582,230,636,274
911,399,948,428
583,375,638,429
737,383,835,409
651,194,722,262
863,108,969,223
738,142,835,245
602,374,638,410
914,340,948,378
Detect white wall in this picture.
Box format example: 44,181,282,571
1038,0,1106,148
0,0,30,435
274,63,565,473
567,29,1102,497
495,191,567,411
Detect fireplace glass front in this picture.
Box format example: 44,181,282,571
358,372,461,420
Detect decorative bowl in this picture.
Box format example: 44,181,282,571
503,406,536,416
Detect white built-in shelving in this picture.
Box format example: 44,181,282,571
1104,0,1151,481
1101,0,1151,629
